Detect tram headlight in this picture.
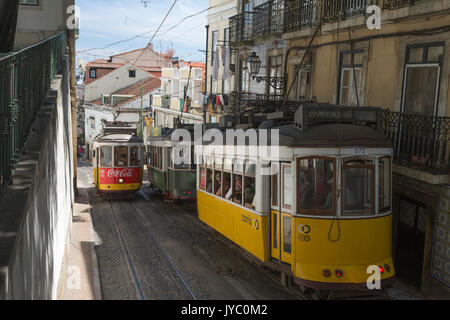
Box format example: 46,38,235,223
119,179,124,184
322,269,331,278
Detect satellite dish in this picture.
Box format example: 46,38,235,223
78,58,87,71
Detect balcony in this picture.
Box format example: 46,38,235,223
0,32,67,192
253,0,285,38
383,0,426,10
229,12,253,45
284,0,321,33
323,0,381,22
382,111,450,174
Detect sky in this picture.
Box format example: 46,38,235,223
76,0,208,66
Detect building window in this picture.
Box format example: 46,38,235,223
240,60,250,92
268,55,283,96
294,52,313,101
211,30,218,67
402,43,444,116
19,0,38,5
339,51,364,106
129,70,136,78
90,69,97,79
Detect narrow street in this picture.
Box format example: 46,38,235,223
77,162,298,300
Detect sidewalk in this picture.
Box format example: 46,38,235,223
57,161,102,300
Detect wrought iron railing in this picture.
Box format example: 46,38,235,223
0,32,67,192
383,0,425,10
284,0,321,33
382,111,450,173
253,0,285,37
229,12,253,45
323,0,381,22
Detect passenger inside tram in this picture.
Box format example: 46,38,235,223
299,174,314,209
232,176,242,204
244,179,255,210
222,173,231,199
214,173,222,196
206,170,213,193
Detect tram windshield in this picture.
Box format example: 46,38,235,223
342,160,375,216
114,146,129,167
298,158,335,215
100,146,112,167
130,146,140,167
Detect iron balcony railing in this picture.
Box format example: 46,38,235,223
284,0,321,33
381,111,450,173
229,12,253,45
323,0,381,22
253,0,285,37
0,31,67,192
383,0,426,10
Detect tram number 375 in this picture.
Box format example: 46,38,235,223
354,147,366,154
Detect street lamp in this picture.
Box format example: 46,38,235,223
247,52,262,75
247,52,284,90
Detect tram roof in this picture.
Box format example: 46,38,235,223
274,123,392,148
94,133,143,144
198,123,392,148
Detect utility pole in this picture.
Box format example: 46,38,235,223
140,87,144,138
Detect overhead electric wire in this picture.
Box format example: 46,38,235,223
77,1,235,56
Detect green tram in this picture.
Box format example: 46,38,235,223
147,126,197,201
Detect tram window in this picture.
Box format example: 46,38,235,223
130,147,140,167
174,147,190,170
215,157,223,170
234,159,244,173
273,213,278,249
244,176,256,210
245,162,256,177
168,148,173,168
222,172,232,199
342,160,375,216
379,157,392,213
200,167,207,190
100,146,112,167
214,171,222,195
232,174,243,205
282,165,293,209
283,216,292,254
114,146,128,167
224,158,233,172
206,169,213,193
272,172,279,207
298,158,336,215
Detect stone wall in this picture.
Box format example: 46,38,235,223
0,56,74,299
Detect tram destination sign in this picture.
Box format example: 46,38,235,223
294,104,382,131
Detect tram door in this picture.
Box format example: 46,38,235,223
270,162,293,266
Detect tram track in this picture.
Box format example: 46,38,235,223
106,201,147,300
104,196,197,300
131,201,198,300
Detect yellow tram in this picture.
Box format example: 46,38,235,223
92,122,145,198
196,105,395,290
